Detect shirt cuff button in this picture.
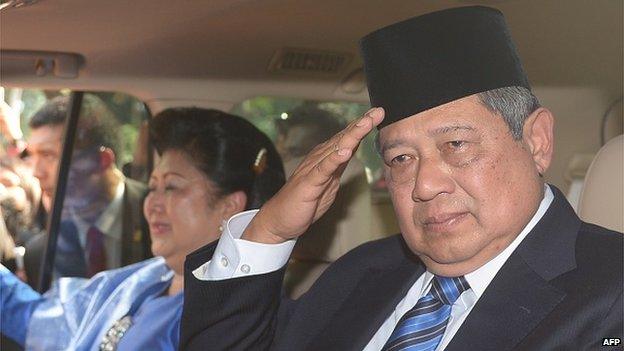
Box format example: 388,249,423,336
240,264,250,274
220,257,229,267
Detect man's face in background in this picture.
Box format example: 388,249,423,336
63,147,114,223
28,124,112,221
27,124,64,199
276,125,318,163
276,125,326,176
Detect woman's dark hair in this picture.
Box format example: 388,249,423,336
150,108,285,210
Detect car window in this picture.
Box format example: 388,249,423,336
232,96,388,195
0,88,151,290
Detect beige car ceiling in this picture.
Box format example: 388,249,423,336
0,0,622,110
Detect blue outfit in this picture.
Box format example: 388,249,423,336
0,257,183,350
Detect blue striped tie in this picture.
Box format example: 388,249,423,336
381,276,470,351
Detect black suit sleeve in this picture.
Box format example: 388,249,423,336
179,242,288,351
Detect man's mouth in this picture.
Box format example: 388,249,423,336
422,212,469,232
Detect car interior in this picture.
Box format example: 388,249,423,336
0,0,622,348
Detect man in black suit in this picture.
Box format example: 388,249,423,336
180,6,623,351
22,95,149,285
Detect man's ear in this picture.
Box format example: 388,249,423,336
219,190,247,220
98,147,116,170
522,107,555,175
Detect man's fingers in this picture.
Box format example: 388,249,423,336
334,107,385,153
348,107,385,131
317,107,384,154
291,107,385,180
308,147,352,186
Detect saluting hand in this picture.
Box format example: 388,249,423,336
242,107,384,244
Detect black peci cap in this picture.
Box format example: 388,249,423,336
360,6,530,129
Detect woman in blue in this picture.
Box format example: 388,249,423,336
0,108,285,350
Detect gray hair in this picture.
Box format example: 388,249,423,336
477,86,541,139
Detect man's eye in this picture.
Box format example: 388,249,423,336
390,154,412,165
448,140,465,148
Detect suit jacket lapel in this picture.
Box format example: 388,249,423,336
307,254,425,351
447,186,579,351
445,251,566,351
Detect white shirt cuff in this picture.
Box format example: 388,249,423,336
192,209,296,281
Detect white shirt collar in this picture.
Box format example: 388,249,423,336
418,184,554,297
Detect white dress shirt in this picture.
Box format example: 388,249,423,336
194,185,554,351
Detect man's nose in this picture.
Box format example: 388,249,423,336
411,156,455,202
32,158,46,181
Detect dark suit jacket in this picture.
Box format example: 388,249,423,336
23,178,151,288
180,187,623,351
